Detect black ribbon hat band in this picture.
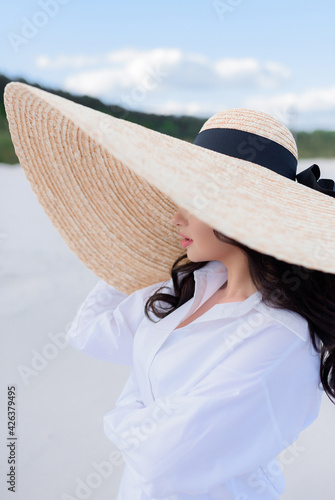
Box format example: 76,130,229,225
193,127,335,199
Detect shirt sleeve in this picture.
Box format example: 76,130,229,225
66,277,172,365
103,323,323,498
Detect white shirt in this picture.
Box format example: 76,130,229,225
66,260,323,500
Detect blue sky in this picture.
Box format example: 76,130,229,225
1,0,335,130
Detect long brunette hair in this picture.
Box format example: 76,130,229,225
144,229,335,404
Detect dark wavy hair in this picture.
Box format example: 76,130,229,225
144,229,335,405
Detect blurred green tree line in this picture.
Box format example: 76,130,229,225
1,73,335,164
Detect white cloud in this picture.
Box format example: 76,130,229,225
146,100,215,118
58,48,183,99
244,86,335,128
296,86,335,112
34,49,335,129
245,86,335,113
36,54,103,69
35,48,290,100
215,58,290,88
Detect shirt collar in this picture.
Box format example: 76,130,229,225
193,260,309,341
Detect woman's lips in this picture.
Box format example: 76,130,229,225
181,238,193,248
179,232,193,247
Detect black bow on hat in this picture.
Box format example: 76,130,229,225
296,164,335,198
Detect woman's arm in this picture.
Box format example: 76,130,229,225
66,278,171,365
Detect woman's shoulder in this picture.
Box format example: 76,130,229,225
253,299,310,342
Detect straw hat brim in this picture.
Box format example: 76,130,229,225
4,82,335,294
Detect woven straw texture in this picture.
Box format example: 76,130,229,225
4,82,335,294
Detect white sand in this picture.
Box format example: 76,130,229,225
1,160,335,500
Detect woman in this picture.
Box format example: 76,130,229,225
4,82,335,500
66,203,333,499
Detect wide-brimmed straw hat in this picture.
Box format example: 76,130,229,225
4,82,335,294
